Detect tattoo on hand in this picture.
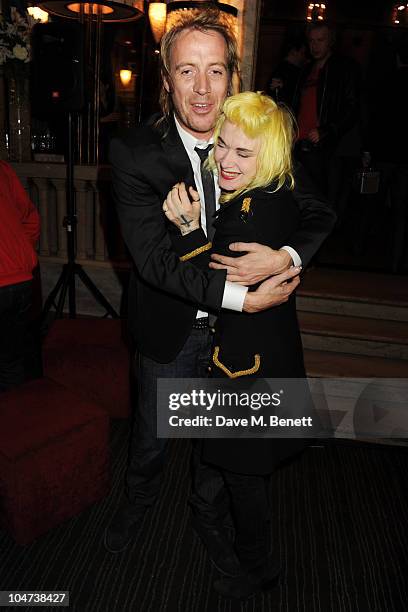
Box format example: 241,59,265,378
179,214,197,235
180,214,193,227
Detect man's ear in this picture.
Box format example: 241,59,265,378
163,73,172,93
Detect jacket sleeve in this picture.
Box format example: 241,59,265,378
110,136,225,311
171,227,214,268
6,163,40,246
287,162,337,267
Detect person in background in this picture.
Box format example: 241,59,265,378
268,36,308,108
292,21,361,199
0,161,40,391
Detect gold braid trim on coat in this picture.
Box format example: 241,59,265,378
180,242,212,261
212,346,261,379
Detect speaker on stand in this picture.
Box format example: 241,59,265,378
31,21,118,320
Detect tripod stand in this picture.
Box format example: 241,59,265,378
41,112,118,320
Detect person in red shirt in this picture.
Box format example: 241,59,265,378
292,22,361,197
0,161,40,391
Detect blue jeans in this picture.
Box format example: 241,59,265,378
0,280,33,391
126,327,226,524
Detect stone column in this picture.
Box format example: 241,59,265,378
90,180,107,261
239,0,262,90
74,179,89,260
32,177,50,256
50,178,68,259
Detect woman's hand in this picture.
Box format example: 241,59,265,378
163,183,201,236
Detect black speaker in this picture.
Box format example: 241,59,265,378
31,22,84,114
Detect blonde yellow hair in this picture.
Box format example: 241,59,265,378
209,91,296,202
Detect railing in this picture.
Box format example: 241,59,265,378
11,162,128,266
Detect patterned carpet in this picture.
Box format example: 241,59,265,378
1,421,408,612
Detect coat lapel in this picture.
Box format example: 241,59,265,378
160,118,196,189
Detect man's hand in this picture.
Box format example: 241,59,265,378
163,182,201,236
243,266,301,313
209,243,293,285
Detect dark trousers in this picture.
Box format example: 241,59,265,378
295,142,331,198
0,280,33,392
126,327,225,523
222,470,270,567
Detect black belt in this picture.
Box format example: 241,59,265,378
192,317,209,330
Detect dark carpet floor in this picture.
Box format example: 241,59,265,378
1,421,408,612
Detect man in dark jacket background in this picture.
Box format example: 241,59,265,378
0,161,40,391
292,22,361,198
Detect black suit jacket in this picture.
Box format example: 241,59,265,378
110,117,336,363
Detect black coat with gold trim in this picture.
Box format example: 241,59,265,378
178,181,314,474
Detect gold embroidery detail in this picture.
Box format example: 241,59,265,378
180,242,212,262
240,197,252,214
212,346,261,379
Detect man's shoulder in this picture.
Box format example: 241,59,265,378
328,53,360,73
110,122,162,151
109,116,179,161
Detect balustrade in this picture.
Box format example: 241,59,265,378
11,162,128,266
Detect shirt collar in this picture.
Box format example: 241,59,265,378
174,114,214,156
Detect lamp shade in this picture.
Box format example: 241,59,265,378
39,0,143,22
119,69,132,86
27,6,50,21
148,2,167,43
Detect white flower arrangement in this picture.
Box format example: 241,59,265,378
0,8,37,74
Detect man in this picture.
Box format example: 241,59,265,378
292,21,360,197
0,161,40,391
105,10,335,573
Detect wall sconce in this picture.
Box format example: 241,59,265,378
148,2,167,44
306,3,326,22
120,68,133,86
392,4,408,25
27,6,50,22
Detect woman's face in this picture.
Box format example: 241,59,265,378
214,120,260,191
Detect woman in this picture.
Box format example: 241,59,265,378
163,92,313,599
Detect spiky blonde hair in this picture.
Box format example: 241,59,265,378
209,91,296,202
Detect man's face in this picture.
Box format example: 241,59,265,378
308,27,332,62
164,28,230,141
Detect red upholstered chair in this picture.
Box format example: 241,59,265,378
42,319,131,419
0,378,109,545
